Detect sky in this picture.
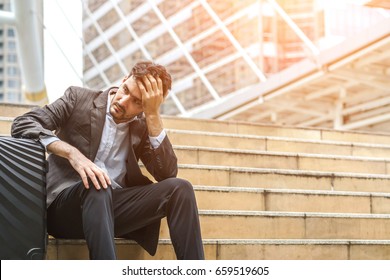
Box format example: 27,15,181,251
43,0,82,102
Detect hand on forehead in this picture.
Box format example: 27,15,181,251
136,74,164,97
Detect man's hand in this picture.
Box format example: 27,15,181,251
137,74,164,116
136,74,164,137
47,140,111,190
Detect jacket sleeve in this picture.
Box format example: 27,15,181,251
11,87,77,140
137,128,178,182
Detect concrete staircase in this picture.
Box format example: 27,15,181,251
2,103,390,260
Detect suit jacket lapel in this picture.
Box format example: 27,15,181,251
89,88,110,160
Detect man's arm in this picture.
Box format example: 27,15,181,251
138,74,164,137
136,75,178,180
11,86,76,140
11,86,111,190
46,140,111,190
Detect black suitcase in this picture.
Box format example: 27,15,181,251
0,137,47,259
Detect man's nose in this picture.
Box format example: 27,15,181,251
118,94,130,106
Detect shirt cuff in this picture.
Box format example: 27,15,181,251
149,129,166,149
39,135,60,153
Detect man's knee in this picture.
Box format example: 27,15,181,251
81,184,113,205
80,186,114,223
164,177,195,200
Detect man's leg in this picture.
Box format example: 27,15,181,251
47,181,116,260
113,178,204,260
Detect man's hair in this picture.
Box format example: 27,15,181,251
130,61,172,97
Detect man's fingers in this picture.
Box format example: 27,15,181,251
143,75,160,95
103,172,111,186
90,166,106,187
97,171,107,189
70,148,110,190
142,75,153,93
137,75,163,115
137,80,148,99
91,166,111,190
79,166,111,190
96,172,108,189
157,77,165,97
80,171,89,189
138,76,162,98
148,74,159,93
82,178,89,189
87,172,101,190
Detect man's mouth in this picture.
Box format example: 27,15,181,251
114,103,124,113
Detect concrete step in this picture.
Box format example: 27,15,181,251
47,238,390,260
193,186,390,214
174,146,390,175
4,121,390,160
0,117,12,135
158,211,390,240
0,103,36,117
163,116,390,145
167,129,390,158
143,164,390,193
2,111,390,146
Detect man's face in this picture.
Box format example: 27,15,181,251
109,76,143,124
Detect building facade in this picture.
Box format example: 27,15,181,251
82,0,324,115
0,0,22,103
81,1,389,132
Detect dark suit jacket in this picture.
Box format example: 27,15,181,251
11,86,178,255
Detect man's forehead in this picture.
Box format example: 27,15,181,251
127,75,141,86
124,77,142,99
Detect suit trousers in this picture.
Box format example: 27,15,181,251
47,177,204,260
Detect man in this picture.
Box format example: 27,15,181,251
11,61,204,260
